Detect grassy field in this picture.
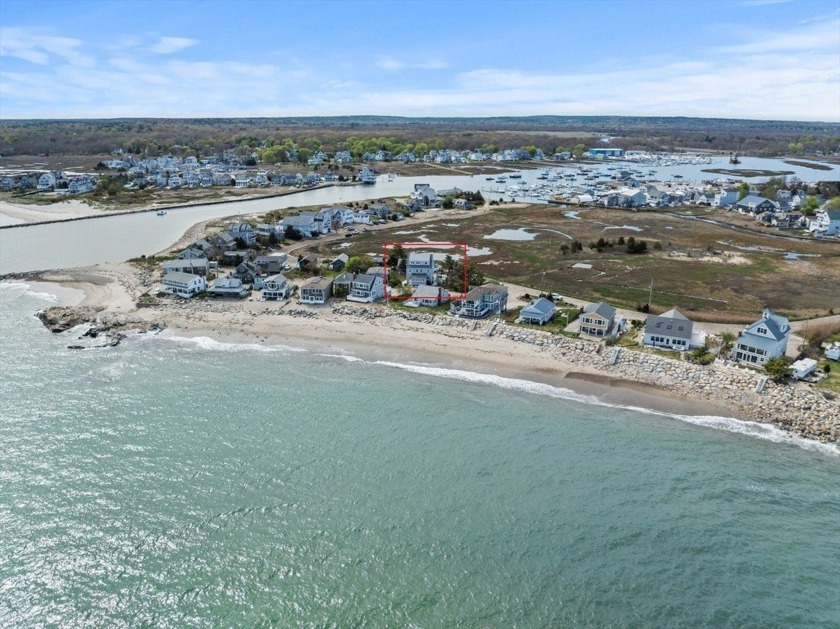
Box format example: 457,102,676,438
301,203,840,320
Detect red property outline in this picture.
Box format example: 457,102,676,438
382,241,468,302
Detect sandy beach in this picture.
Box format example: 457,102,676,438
14,262,786,424
0,199,108,225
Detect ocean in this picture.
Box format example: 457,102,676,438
1,282,838,628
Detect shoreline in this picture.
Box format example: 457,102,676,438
0,182,346,228
7,261,837,449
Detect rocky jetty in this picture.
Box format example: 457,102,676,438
36,306,165,348
37,306,103,332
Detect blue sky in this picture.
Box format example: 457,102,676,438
1,0,838,121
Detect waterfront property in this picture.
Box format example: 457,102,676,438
731,308,791,366
210,276,248,299
347,273,384,303
808,208,840,237
162,272,207,298
579,302,617,337
299,276,333,305
791,358,818,380
411,284,450,307
407,252,436,286
161,258,209,277
643,308,694,350
518,297,556,325
261,274,291,300
450,285,508,319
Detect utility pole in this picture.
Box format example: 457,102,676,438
648,278,653,312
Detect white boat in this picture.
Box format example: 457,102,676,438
156,210,167,216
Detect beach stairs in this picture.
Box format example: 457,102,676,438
609,347,622,365
485,321,500,337
755,376,768,394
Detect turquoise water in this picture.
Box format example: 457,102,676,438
1,284,838,627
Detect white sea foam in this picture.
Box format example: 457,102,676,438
160,334,307,354
318,353,364,363
370,360,837,455
146,330,836,455
0,281,59,303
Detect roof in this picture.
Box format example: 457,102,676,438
738,195,773,207
737,331,781,352
366,266,386,276
464,285,508,301
585,301,616,320
521,297,556,317
408,252,434,265
213,277,243,289
659,308,689,321
745,308,790,340
163,271,201,284
334,272,354,284
302,276,333,290
352,274,377,289
413,284,448,298
332,253,349,264
162,258,207,268
645,311,694,339
264,273,288,284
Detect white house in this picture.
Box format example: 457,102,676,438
643,309,694,351
37,173,56,191
261,274,291,300
161,258,209,276
825,342,840,361
347,273,384,303
808,208,840,237
407,252,436,286
226,222,257,246
162,272,206,298
359,167,376,184
210,276,248,299
411,284,450,307
282,214,317,238
731,308,791,366
518,297,556,325
713,189,739,207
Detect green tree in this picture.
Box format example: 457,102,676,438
388,244,407,270
764,357,792,382
802,196,820,215
572,144,587,158
737,182,750,201
346,254,374,273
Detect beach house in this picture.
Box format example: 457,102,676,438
407,252,436,286
807,208,840,237
643,309,694,350
731,308,791,366
210,276,248,299
450,285,508,319
261,274,291,300
161,258,209,277
518,297,556,326
347,273,384,303
162,272,206,298
226,222,257,246
411,285,450,307
299,276,333,305
579,302,617,337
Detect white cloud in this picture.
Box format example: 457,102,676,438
0,18,836,121
376,57,449,71
149,36,198,55
0,27,93,66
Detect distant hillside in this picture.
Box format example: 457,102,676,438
1,115,838,158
